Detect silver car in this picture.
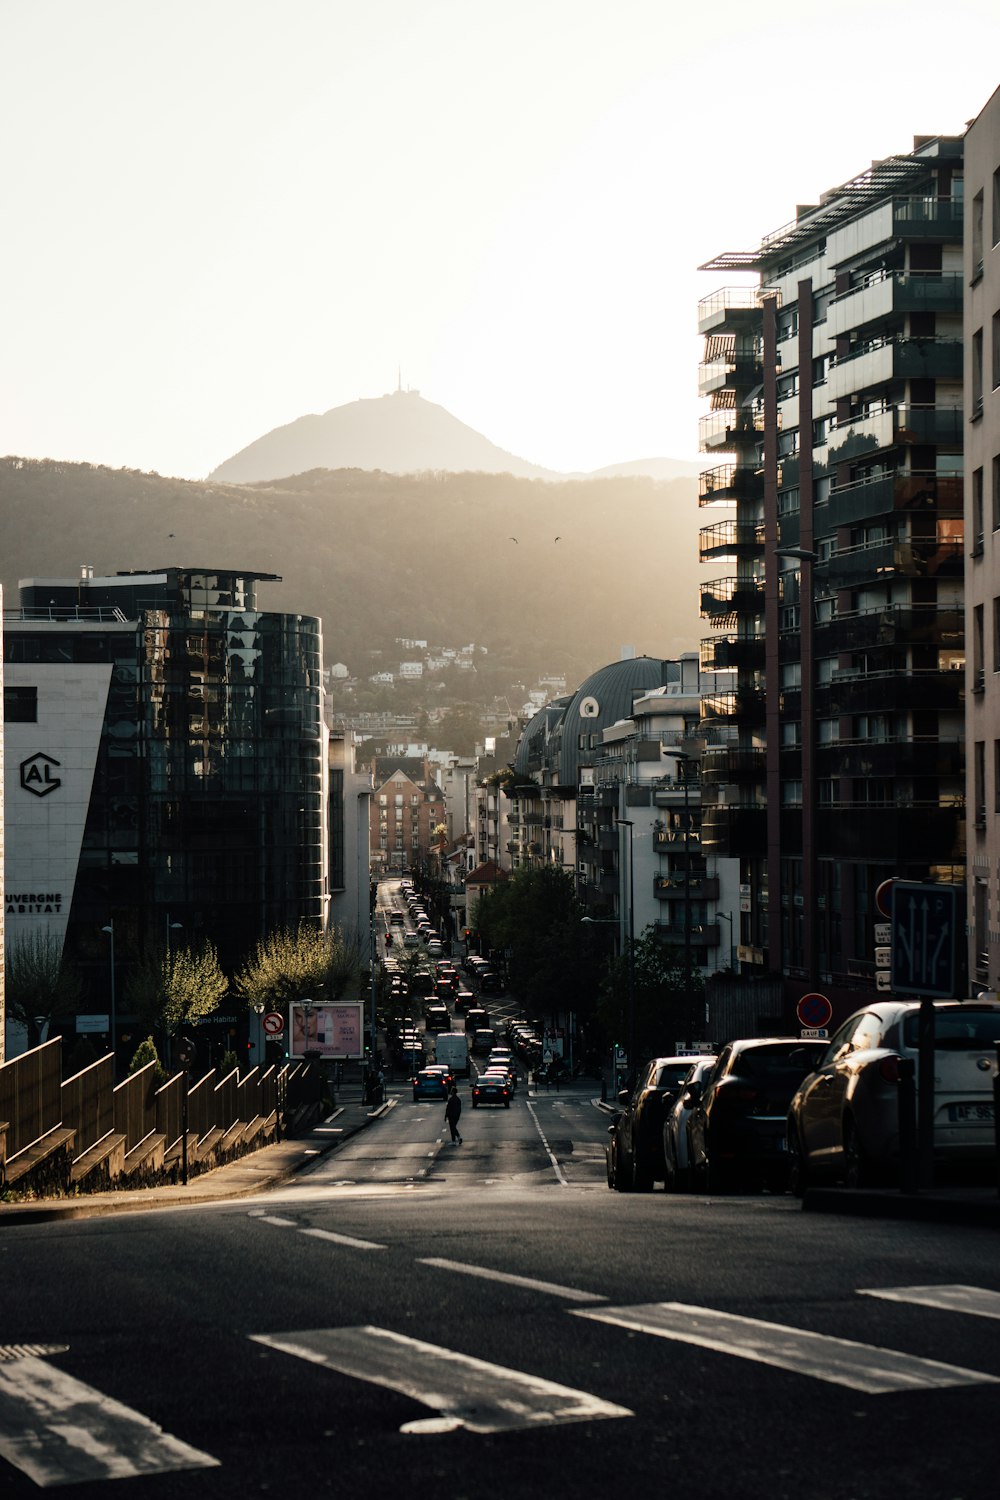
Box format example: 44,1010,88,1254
787,998,1000,1191
662,1056,717,1192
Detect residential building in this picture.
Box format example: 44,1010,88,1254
699,132,966,1026
965,84,1000,990
370,756,445,876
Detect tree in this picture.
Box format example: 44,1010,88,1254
233,923,366,1011
596,925,705,1062
5,930,83,1048
472,865,599,1023
125,940,229,1040
128,1035,167,1090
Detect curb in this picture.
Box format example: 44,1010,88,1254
802,1185,1000,1228
0,1101,387,1227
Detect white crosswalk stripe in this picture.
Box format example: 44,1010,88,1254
572,1301,1000,1394
250,1325,632,1433
0,1353,219,1487
859,1284,1000,1320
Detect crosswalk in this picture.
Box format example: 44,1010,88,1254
1,1282,998,1485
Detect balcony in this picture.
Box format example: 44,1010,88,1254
814,605,964,653
700,575,766,623
825,471,963,530
826,197,963,267
699,520,765,562
822,668,963,716
826,338,963,402
698,353,763,397
820,537,964,587
654,874,720,901
700,689,766,727
828,271,963,337
654,828,702,850
698,408,766,453
814,803,964,862
655,922,721,948
701,746,767,785
700,804,767,856
697,287,765,334
699,463,764,507
814,737,963,779
828,406,965,463
699,634,765,674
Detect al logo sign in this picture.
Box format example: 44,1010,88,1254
20,752,62,798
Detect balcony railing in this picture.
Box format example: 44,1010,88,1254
698,520,766,561
697,287,768,332
828,405,965,462
698,408,766,452
700,576,766,621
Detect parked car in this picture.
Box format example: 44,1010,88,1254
688,1038,825,1193
463,1007,489,1033
787,998,1000,1192
472,1072,511,1108
606,1056,700,1192
662,1056,717,1191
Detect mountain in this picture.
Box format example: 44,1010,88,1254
209,390,560,484
208,389,699,486
0,458,704,690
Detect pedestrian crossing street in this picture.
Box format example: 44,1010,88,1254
1,1282,998,1485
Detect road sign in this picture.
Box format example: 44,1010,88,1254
263,1011,284,1036
799,1027,829,1040
796,992,833,1030
876,970,892,991
875,880,894,919
890,882,962,998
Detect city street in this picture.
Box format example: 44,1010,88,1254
1,1075,997,1498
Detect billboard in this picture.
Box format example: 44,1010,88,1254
289,1002,364,1059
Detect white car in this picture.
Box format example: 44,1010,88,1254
662,1056,717,1192
787,998,1000,1191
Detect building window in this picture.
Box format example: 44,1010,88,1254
973,190,985,279
781,781,802,805
974,603,985,690
994,455,1000,531
3,684,37,722
993,598,1000,673
379,794,387,805
994,312,1000,391
993,168,1000,248
994,741,1000,812
973,468,985,554
975,741,986,828
781,721,801,746
973,328,984,418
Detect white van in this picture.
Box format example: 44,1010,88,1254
434,1031,470,1077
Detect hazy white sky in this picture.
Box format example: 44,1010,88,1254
3,1,999,480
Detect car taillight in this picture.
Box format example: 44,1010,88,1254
878,1055,900,1084
720,1085,759,1105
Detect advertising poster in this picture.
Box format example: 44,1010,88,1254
289,1002,364,1059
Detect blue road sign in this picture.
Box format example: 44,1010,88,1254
890,882,961,997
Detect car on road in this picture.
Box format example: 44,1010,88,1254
662,1055,717,1191
786,998,1000,1192
486,1051,518,1093
606,1056,701,1192
471,1027,497,1055
688,1038,825,1193
472,1071,511,1108
412,1068,451,1101
402,931,420,947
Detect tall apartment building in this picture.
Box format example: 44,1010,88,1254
965,85,1000,990
698,134,966,1024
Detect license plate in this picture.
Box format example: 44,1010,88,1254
947,1102,995,1122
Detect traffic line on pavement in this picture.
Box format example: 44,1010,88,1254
0,1353,219,1487
418,1257,606,1303
300,1228,386,1251
572,1302,1000,1394
258,1214,297,1227
249,1326,631,1433
859,1284,1000,1321
525,1100,568,1187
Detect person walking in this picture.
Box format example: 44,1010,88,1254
445,1084,463,1144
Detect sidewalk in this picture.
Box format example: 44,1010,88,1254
0,1098,394,1228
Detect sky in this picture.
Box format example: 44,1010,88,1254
2,0,999,482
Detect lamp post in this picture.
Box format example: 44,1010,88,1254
718,910,736,972
617,818,636,1074
165,914,183,951
101,921,116,1078
581,914,621,1099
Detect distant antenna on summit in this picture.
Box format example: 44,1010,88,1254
397,366,402,393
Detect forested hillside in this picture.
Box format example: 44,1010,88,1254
0,458,704,687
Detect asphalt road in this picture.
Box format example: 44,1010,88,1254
1,1069,998,1500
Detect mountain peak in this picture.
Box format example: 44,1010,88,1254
208,391,559,484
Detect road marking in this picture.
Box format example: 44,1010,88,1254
418,1257,606,1303
258,1214,297,1227
573,1303,1000,1394
300,1228,386,1251
859,1285,1000,1321
525,1100,568,1187
250,1326,631,1432
0,1353,219,1486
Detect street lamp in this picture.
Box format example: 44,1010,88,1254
302,997,314,1056
617,818,636,1074
667,753,695,1049
717,910,736,972
100,921,116,1077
